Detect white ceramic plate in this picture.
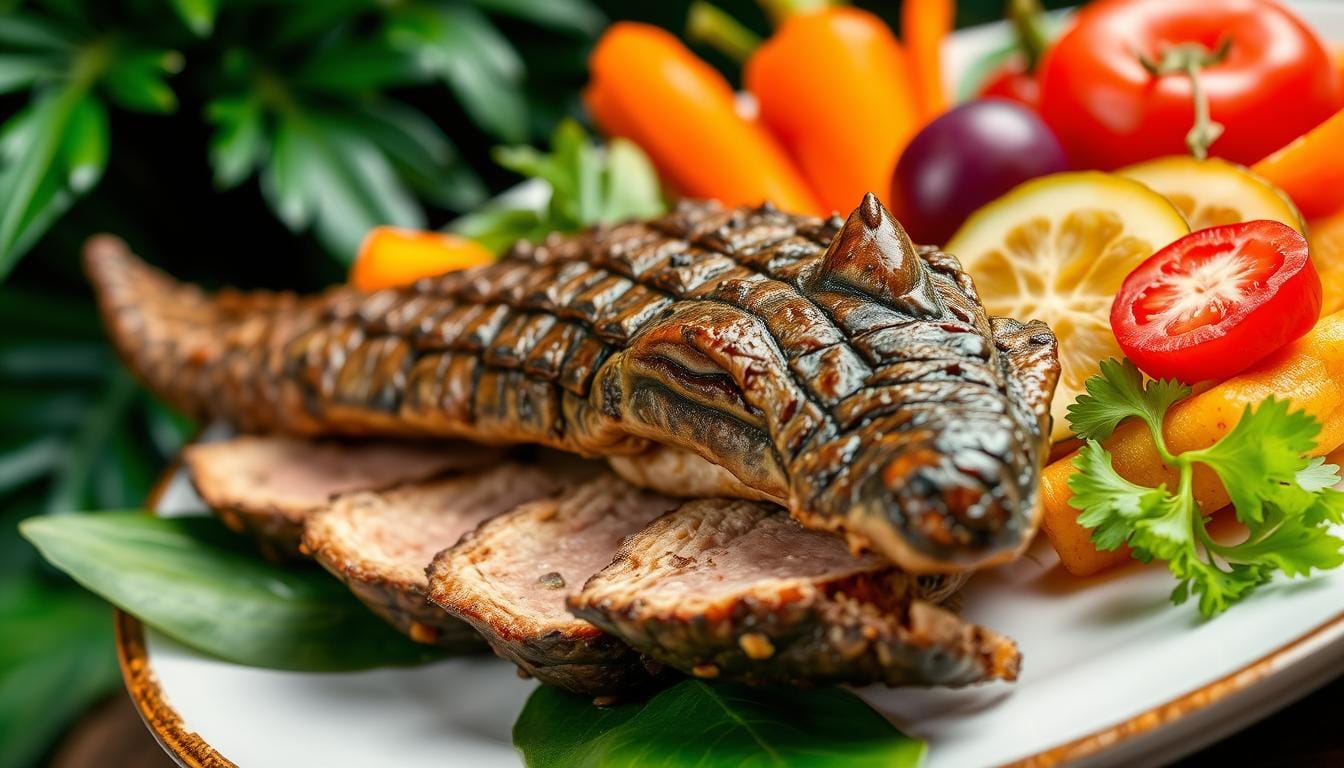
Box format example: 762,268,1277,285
120,5,1344,767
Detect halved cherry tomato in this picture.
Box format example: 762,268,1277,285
1040,0,1343,169
1111,220,1321,383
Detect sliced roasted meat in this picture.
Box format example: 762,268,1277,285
571,499,1020,688
428,475,680,699
88,195,1059,573
302,462,582,650
185,435,497,559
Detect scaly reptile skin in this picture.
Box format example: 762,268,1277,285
86,194,1059,573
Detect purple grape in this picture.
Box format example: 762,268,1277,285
892,98,1068,245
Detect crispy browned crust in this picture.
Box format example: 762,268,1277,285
427,476,677,698
571,500,1020,687
87,195,1059,574
184,435,498,560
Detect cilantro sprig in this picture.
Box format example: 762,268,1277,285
1067,359,1344,617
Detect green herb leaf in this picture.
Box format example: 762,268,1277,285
602,138,664,223
514,680,925,768
1068,362,1344,617
1188,398,1319,525
21,512,446,671
476,119,665,252
1069,440,1170,552
1066,358,1189,442
451,205,546,254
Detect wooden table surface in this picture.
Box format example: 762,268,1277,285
53,673,1343,767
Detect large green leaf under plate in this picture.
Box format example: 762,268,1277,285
21,512,447,672
514,679,926,768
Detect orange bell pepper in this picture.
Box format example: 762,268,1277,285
903,0,954,120
1252,108,1344,220
350,227,493,292
585,22,822,216
1041,312,1344,576
745,7,921,214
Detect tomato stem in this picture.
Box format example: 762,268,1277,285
1007,0,1050,73
1136,39,1232,160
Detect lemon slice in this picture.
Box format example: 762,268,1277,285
946,172,1190,441
1119,156,1306,235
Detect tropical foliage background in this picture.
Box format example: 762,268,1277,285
0,0,1042,765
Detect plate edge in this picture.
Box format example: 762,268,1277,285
997,611,1344,768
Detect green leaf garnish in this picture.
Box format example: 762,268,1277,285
458,119,666,254
1068,359,1344,617
514,680,925,768
21,512,447,671
1066,358,1189,443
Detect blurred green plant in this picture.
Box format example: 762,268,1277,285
0,284,191,768
0,0,604,276
0,1,601,764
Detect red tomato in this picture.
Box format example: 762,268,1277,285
1039,0,1343,170
1111,220,1321,384
979,61,1040,108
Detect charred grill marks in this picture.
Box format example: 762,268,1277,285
86,195,1058,573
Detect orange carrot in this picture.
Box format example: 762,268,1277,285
1041,312,1344,576
903,0,954,120
350,227,493,292
746,7,921,214
1252,108,1344,220
586,22,822,216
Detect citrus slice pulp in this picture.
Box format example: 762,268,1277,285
1118,155,1306,235
946,171,1191,441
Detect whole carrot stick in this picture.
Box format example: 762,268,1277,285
586,22,822,216
903,0,954,120
745,7,922,214
1041,312,1344,576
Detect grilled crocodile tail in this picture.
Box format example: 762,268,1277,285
85,195,1059,574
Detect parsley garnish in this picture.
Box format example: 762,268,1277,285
1067,359,1344,617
